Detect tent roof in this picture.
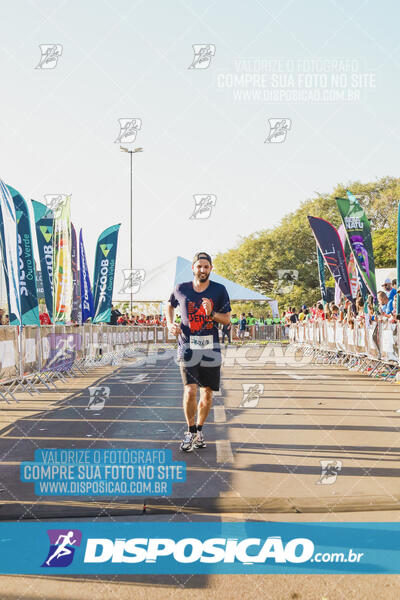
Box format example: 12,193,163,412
115,256,273,303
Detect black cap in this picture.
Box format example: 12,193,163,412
192,251,212,265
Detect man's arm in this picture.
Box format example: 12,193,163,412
212,311,231,326
166,303,174,326
166,302,182,335
202,296,231,326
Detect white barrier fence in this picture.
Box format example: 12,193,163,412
0,322,291,403
229,324,287,341
289,320,399,380
0,325,172,403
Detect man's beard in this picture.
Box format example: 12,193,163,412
196,272,210,282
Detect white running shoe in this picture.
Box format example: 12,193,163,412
193,431,206,449
180,431,196,452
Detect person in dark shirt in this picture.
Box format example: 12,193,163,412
167,252,231,452
110,305,122,325
238,313,247,341
221,321,231,345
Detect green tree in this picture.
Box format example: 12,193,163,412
213,176,400,310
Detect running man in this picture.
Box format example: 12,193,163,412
167,252,231,451
45,531,77,566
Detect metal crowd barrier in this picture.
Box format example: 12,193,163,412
253,324,288,341
230,324,288,341
289,320,399,381
0,325,172,404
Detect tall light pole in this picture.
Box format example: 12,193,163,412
120,146,143,315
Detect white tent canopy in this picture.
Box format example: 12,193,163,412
115,256,279,316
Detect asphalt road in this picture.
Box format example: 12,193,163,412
1,345,400,597
1,345,400,518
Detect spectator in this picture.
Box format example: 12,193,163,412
285,307,293,325
221,321,231,345
265,313,273,325
330,305,339,320
367,295,375,320
289,308,298,324
382,279,396,314
378,290,392,317
238,313,247,342
355,297,365,323
39,306,52,325
316,303,325,320
110,305,122,325
298,305,307,321
324,304,332,321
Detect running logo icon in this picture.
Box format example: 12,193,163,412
42,529,82,567
188,44,216,69
119,269,146,294
36,44,63,69
240,383,264,408
317,460,342,485
114,118,142,144
86,386,110,411
265,118,291,143
189,195,217,220
276,269,298,294
44,194,68,217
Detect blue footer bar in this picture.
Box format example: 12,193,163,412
0,522,398,574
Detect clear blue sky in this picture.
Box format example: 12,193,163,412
1,0,399,292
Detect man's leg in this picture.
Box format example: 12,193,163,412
193,386,213,449
183,383,198,427
197,386,213,426
180,383,198,451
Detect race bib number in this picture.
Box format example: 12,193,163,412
189,335,214,350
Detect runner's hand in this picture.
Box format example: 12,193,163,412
169,323,182,336
202,298,212,316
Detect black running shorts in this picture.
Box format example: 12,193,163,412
179,361,221,391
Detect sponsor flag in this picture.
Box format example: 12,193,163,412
32,199,54,320
0,179,21,325
336,192,377,298
316,244,327,304
71,224,81,323
93,224,121,323
336,224,359,304
308,216,353,303
79,229,94,323
53,196,73,323
8,186,40,325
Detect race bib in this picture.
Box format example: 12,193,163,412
189,335,214,350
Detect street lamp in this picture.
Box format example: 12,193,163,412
120,146,143,316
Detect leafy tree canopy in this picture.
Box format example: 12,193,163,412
214,177,399,309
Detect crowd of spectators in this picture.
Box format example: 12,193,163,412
110,306,167,326
109,307,285,331
286,278,400,328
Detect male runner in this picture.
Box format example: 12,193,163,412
167,252,231,451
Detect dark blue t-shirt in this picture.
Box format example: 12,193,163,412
169,280,231,364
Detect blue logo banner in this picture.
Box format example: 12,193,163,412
0,522,399,574
79,229,94,323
